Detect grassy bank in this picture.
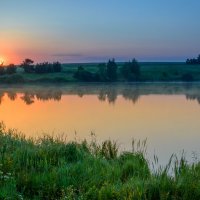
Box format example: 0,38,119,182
0,124,200,199
1,62,200,84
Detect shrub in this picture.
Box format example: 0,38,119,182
74,66,97,82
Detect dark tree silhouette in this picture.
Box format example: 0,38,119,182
186,55,200,64
74,66,96,82
106,59,118,81
53,62,62,72
20,59,62,74
35,62,53,73
198,55,200,64
21,93,35,105
0,66,5,75
121,59,140,81
21,59,35,73
7,92,17,101
97,63,107,81
6,64,17,74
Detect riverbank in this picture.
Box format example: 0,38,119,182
0,124,199,199
1,62,200,84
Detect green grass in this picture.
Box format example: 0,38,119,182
0,123,200,199
1,62,200,84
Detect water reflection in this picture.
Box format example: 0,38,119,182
0,83,200,165
0,83,200,105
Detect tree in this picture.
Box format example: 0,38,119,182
0,66,5,75
97,63,107,81
106,59,118,81
74,66,95,82
198,55,200,64
186,55,200,64
130,59,140,76
35,62,53,74
53,62,62,72
121,62,130,79
21,59,35,73
6,64,17,74
121,59,140,81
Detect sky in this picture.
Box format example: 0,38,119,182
1,0,200,64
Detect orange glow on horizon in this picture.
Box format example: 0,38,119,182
0,59,5,66
0,53,22,66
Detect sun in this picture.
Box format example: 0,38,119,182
0,58,5,66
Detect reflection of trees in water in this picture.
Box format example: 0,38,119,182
98,90,106,102
97,88,117,104
2,84,200,106
36,90,62,101
107,89,117,104
186,94,200,104
77,89,84,97
0,92,4,104
122,88,140,104
21,93,35,105
21,90,62,105
7,92,17,101
97,87,140,104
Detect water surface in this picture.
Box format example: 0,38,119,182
0,83,200,165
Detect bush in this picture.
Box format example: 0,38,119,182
74,66,99,82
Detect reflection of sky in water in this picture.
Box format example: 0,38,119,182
0,83,200,166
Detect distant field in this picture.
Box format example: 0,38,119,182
1,62,200,83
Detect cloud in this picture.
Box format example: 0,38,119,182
52,53,84,57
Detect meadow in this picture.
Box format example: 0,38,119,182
1,62,200,83
0,123,200,200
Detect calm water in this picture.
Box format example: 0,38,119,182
0,83,200,165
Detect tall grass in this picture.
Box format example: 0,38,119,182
0,123,200,199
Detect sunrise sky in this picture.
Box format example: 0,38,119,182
1,0,200,64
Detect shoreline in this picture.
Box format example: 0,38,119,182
0,126,199,199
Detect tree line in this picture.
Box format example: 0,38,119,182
186,55,200,64
0,64,17,75
74,59,141,82
0,59,62,75
20,59,62,73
